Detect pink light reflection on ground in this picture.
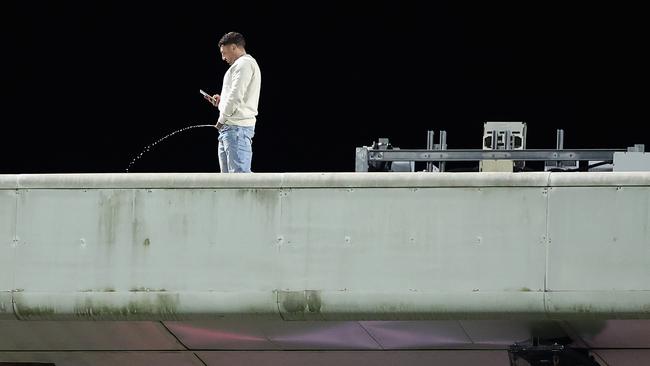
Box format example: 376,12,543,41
269,322,381,349
169,323,268,343
361,321,470,349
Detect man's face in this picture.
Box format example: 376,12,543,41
220,44,237,65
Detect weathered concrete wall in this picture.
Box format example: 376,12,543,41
1,172,649,320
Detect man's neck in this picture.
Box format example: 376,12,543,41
234,50,247,62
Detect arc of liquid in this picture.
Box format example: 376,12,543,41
126,124,215,172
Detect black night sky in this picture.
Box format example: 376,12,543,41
2,1,647,173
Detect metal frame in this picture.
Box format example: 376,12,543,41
355,128,648,172
355,148,628,172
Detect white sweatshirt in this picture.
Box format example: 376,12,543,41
217,54,261,127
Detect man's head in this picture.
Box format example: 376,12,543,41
219,32,246,65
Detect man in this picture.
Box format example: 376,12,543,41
204,31,261,173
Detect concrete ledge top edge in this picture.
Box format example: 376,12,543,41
0,172,649,189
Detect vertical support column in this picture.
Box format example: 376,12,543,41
439,131,447,172
355,147,369,172
426,130,435,172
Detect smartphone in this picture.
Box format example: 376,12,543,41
199,89,212,99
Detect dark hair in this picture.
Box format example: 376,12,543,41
218,32,246,48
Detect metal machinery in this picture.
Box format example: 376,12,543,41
355,121,649,173
508,338,601,366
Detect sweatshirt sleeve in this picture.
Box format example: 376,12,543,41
218,60,253,122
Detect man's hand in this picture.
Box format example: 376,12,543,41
203,93,220,107
211,94,221,107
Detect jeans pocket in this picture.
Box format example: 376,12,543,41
236,129,252,152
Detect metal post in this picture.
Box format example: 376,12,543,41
355,147,369,172
426,130,434,172
556,129,564,150
439,130,447,172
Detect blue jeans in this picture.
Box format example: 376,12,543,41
218,125,255,173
